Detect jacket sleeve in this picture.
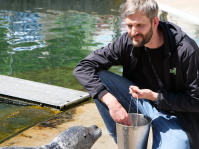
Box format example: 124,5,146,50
157,39,199,112
73,33,129,99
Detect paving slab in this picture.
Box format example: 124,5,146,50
157,1,199,25
157,0,199,19
0,75,90,110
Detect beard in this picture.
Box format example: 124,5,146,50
130,26,153,47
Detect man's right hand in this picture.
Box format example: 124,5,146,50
100,92,132,126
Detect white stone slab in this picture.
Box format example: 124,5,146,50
0,75,90,110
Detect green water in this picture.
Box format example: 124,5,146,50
0,0,125,143
0,0,125,89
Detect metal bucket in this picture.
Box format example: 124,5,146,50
116,113,152,149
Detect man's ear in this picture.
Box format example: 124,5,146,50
152,17,159,28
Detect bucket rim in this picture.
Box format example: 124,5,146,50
116,113,152,128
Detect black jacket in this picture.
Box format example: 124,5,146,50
74,21,199,148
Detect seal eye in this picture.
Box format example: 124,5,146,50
84,134,87,138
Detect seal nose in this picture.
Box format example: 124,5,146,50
89,125,102,136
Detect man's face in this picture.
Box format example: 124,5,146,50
125,11,153,47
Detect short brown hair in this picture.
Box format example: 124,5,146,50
122,0,159,21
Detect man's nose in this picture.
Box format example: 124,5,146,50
130,26,138,36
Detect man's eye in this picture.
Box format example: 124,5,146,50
137,24,143,27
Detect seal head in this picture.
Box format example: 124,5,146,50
46,125,102,149
0,125,102,149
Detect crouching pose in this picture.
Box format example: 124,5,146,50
74,0,199,148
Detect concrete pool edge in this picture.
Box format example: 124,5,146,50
158,2,199,25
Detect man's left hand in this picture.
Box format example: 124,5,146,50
129,85,158,101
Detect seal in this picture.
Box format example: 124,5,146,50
0,125,102,149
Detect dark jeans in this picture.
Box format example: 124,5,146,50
94,70,190,149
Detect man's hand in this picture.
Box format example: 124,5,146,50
129,85,158,101
100,92,132,126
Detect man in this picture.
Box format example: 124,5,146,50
73,0,199,148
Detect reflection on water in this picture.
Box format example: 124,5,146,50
0,11,46,51
0,0,125,82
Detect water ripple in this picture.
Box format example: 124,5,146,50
0,10,46,51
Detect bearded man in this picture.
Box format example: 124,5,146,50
73,0,199,148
